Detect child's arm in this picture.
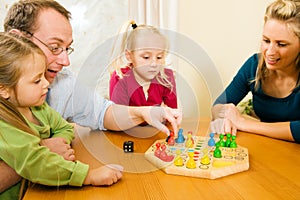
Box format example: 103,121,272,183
0,123,122,188
36,103,74,143
32,103,75,161
0,123,87,186
83,165,123,186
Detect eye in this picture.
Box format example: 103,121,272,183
277,42,287,47
49,46,62,53
262,38,270,44
143,56,150,59
34,79,42,84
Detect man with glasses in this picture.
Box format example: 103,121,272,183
26,31,74,55
0,0,182,195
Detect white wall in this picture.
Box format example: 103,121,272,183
0,0,274,118
177,0,273,117
0,0,128,98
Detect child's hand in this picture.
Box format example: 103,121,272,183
40,137,76,161
84,164,123,186
145,106,182,135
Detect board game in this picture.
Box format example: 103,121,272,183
145,129,249,179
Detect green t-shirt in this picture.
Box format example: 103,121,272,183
0,103,89,200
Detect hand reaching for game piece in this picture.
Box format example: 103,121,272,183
141,106,182,136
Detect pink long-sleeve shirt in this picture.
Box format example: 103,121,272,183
110,67,177,108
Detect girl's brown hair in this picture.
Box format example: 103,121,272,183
0,32,45,135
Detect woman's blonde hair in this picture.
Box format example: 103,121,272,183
255,0,300,90
0,32,45,135
109,20,173,90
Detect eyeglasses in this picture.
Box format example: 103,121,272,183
26,31,74,55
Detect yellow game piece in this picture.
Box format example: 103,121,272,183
174,149,184,167
186,152,196,169
185,132,194,148
200,154,210,165
202,147,209,155
212,160,235,168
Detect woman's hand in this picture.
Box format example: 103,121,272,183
210,118,237,136
211,103,244,135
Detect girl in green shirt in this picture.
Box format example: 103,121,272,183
0,33,122,200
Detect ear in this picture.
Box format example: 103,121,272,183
0,86,11,99
9,28,23,35
125,49,133,63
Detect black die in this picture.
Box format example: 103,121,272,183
123,141,134,153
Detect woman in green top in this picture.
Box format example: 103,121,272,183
0,33,122,200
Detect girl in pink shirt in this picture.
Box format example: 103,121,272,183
109,21,177,109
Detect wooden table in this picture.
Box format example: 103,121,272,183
23,118,300,200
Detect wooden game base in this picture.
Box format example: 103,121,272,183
145,136,249,179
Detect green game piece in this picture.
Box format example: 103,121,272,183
213,146,222,158
225,133,231,147
230,135,237,148
215,141,220,147
219,134,226,147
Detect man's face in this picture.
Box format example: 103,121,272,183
30,8,73,84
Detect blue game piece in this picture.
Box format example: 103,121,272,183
175,128,185,143
208,132,215,146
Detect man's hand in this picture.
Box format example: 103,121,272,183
40,137,75,161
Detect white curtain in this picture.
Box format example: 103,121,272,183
128,0,178,31
128,0,179,72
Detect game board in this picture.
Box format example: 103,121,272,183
145,130,249,179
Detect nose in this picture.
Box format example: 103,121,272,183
56,51,71,67
150,62,157,67
266,43,277,55
42,76,50,88
150,58,159,67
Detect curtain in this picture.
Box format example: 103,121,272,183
128,0,179,71
128,0,178,31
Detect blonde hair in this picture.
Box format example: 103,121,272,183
0,32,45,135
255,0,300,90
109,20,173,89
